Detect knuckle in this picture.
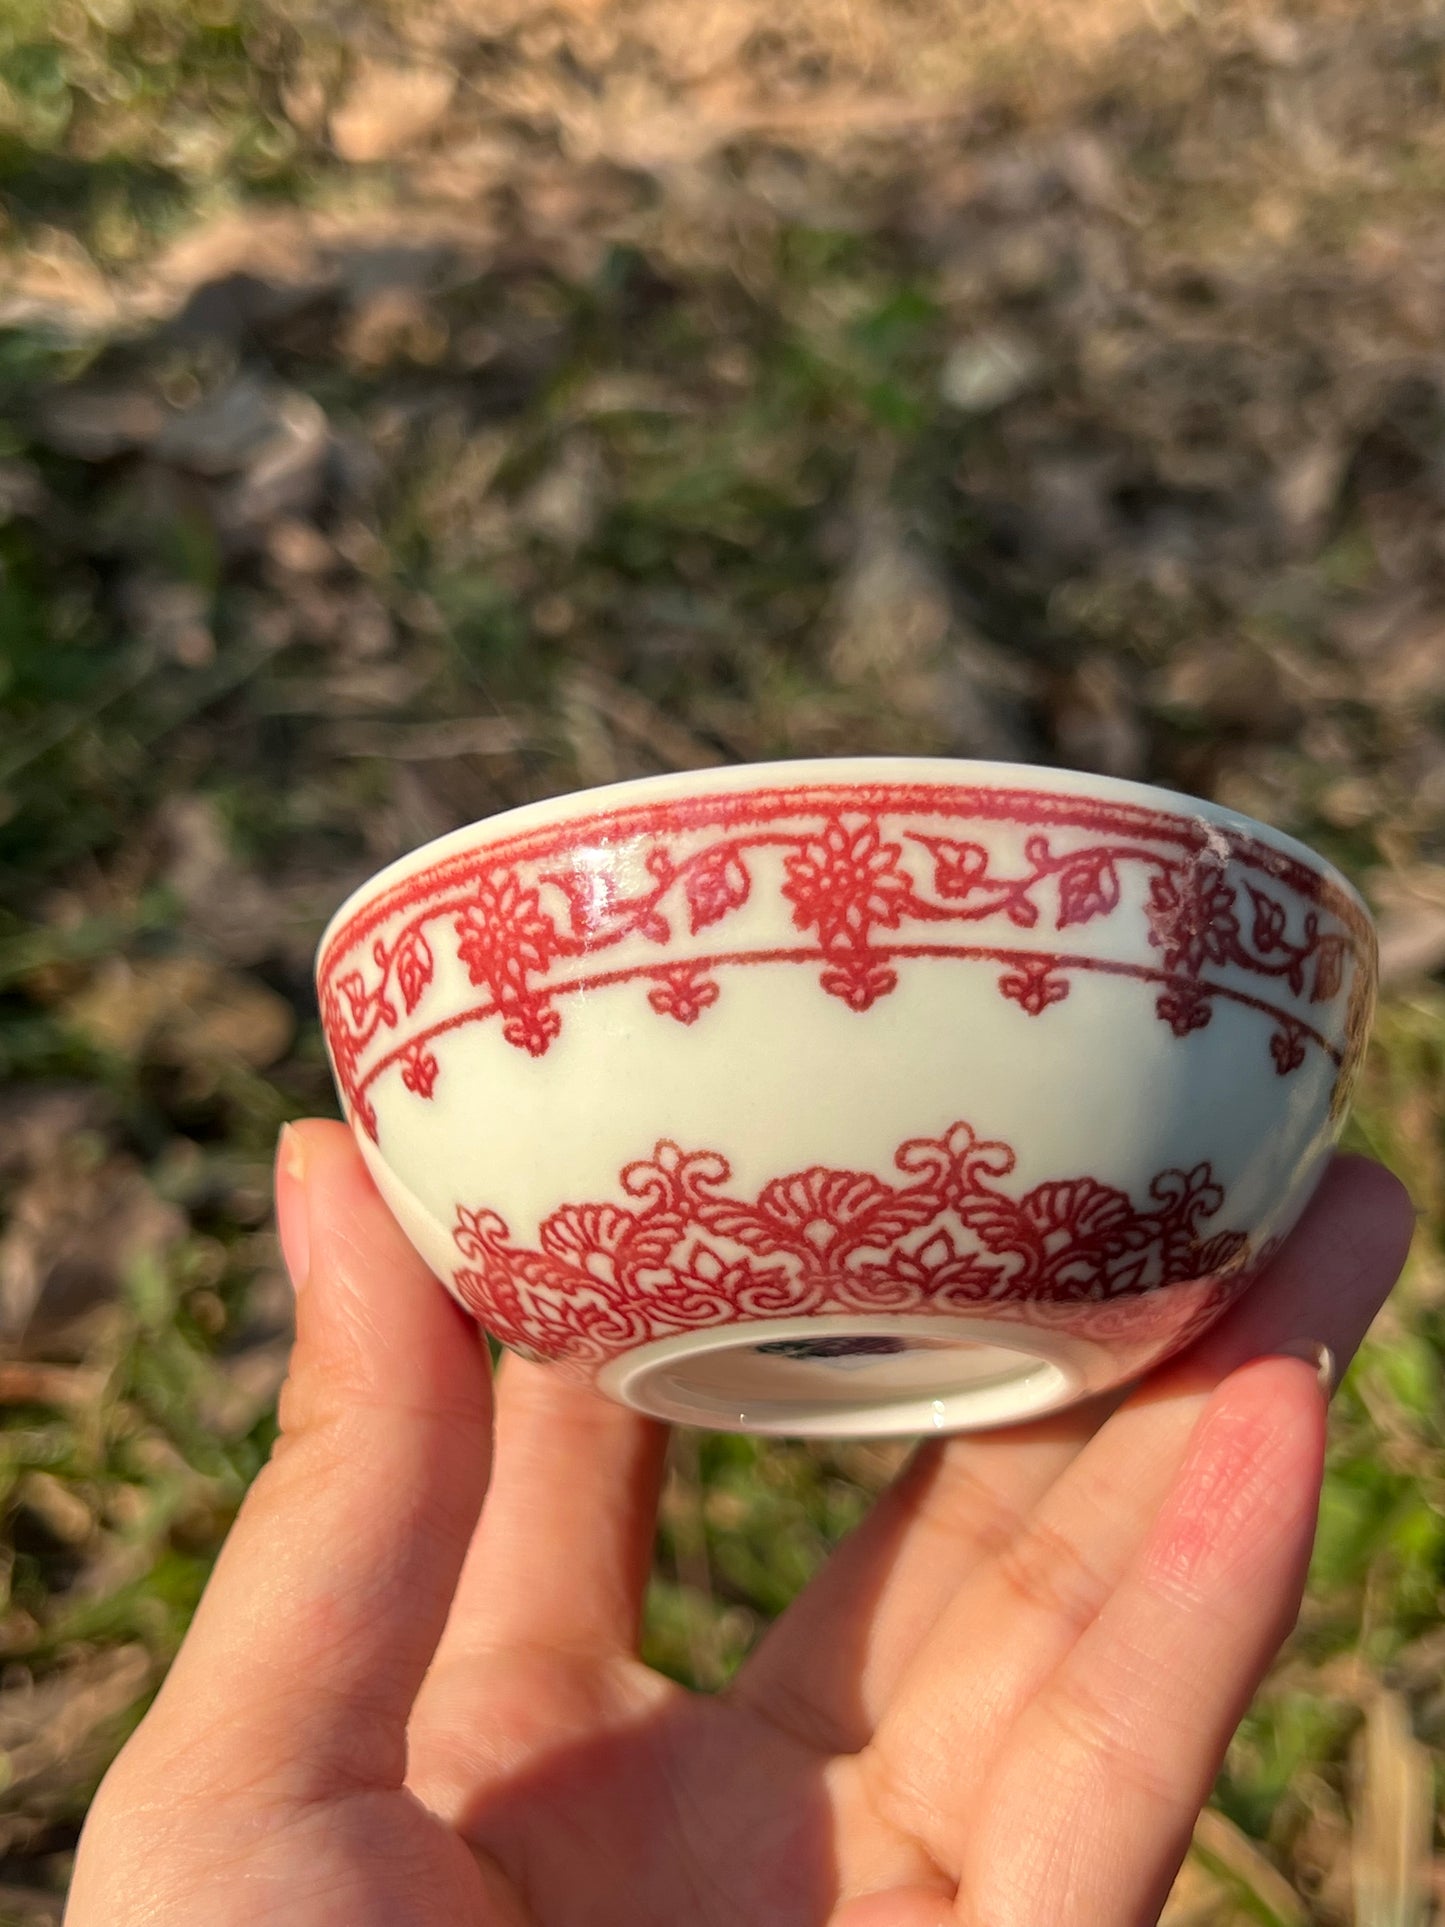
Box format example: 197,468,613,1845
1041,1670,1177,1813
923,1451,1032,1563
992,1513,1110,1634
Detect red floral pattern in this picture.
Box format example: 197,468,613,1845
998,954,1071,1015
317,783,1373,1139
447,1117,1259,1367
647,963,721,1025
1146,860,1240,975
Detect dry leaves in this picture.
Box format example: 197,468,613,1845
1352,1690,1434,1927
0,1088,185,1346
1372,868,1445,989
60,957,295,1072
330,61,457,163
0,1646,155,1856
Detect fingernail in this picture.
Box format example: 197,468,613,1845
275,1124,311,1290
1273,1338,1335,1398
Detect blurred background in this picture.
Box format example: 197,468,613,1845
1,0,1444,1917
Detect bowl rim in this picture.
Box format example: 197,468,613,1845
315,754,1374,976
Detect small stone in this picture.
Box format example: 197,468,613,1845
266,518,336,576
518,441,603,549
939,331,1042,413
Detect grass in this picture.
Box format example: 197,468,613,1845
1,0,1444,1917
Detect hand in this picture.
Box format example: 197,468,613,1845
67,1121,1412,1927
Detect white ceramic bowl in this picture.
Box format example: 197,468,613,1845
316,758,1375,1437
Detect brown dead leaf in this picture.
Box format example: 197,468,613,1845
61,957,294,1071
16,1472,94,1549
517,439,604,549
1352,1688,1433,1927
0,1088,107,1183
1050,654,1147,779
0,229,115,332
0,1150,185,1344
118,576,214,669
154,795,293,970
1369,867,1445,987
1275,435,1348,543
198,1336,292,1440
0,1884,64,1925
0,1363,105,1410
330,61,457,164
33,389,165,462
828,506,1034,759
343,285,448,368
1190,1807,1307,1925
0,1646,153,1851
562,663,726,775
264,518,338,576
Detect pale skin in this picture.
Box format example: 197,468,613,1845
67,1121,1413,1927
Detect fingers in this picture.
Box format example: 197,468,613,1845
862,1154,1412,1851
744,1154,1412,1756
419,1353,667,1666
957,1356,1326,1926
733,1411,1102,1752
404,1355,667,1824
126,1121,494,1798
1184,1155,1416,1376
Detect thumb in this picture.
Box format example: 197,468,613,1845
133,1119,494,1796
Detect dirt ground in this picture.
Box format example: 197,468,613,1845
2,0,1445,1917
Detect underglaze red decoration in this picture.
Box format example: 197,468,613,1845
647,962,721,1024
317,784,1371,1138
399,1042,440,1097
998,953,1071,1014
447,1116,1257,1367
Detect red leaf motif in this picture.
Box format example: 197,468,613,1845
1005,895,1039,929
338,970,369,1024
1103,1255,1149,1294
820,957,898,1010
1269,1024,1307,1075
1192,1229,1251,1277
1057,853,1121,928
648,966,721,1025
502,999,562,1056
399,1044,439,1097
1247,886,1288,955
1156,982,1214,1036
685,846,751,933
917,836,991,900
1312,937,1345,1003
394,929,434,1015
999,957,1070,1015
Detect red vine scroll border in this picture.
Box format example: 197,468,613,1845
317,784,1374,1141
